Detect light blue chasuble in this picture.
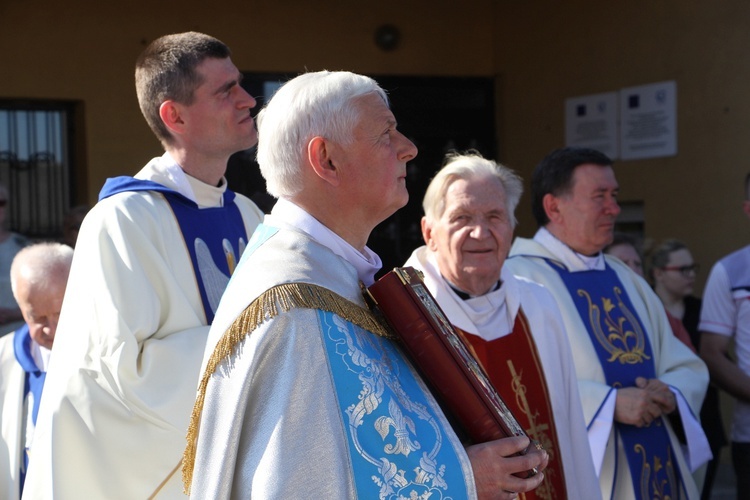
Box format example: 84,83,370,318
208,223,470,498
318,308,468,499
547,261,684,499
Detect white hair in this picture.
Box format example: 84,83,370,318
10,242,74,297
256,70,388,198
422,152,524,227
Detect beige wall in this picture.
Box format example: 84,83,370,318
1,0,748,289
0,0,494,200
492,2,746,448
494,1,750,293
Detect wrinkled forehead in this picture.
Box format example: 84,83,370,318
444,175,506,207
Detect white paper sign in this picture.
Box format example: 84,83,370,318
565,92,618,159
619,81,677,160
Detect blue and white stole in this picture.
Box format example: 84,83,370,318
318,309,470,499
99,177,247,323
13,324,45,495
547,260,682,499
229,224,471,498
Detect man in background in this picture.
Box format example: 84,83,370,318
506,146,710,499
25,32,263,498
699,172,750,500
0,242,73,499
405,152,600,499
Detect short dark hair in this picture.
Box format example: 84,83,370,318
135,32,231,146
530,146,613,227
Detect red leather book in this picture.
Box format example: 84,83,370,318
366,267,540,476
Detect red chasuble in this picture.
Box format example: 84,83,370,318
457,310,567,500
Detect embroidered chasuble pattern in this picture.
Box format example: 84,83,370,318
319,309,468,499
184,282,469,498
457,311,566,500
162,192,247,324
546,260,684,499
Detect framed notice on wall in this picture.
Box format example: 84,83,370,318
564,92,618,159
565,80,677,161
619,80,677,160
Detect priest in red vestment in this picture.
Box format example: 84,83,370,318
405,152,600,500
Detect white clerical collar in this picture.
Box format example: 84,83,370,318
414,248,515,340
534,227,605,271
136,152,228,208
30,340,52,373
445,277,501,300
270,198,382,285
457,278,513,337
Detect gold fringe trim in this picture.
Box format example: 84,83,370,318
182,281,393,494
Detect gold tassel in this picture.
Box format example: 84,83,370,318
182,282,393,494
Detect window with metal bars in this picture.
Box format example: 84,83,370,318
0,100,85,240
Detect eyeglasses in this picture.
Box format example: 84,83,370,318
661,264,699,277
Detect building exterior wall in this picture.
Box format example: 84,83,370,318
1,0,748,291
494,1,750,295
0,0,495,201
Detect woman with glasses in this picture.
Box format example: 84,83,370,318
605,233,697,350
651,239,701,325
650,238,727,500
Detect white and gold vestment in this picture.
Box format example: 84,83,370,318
507,230,709,499
185,204,477,499
24,153,263,498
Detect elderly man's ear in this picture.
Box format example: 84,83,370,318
743,199,750,220
421,217,438,251
308,136,341,187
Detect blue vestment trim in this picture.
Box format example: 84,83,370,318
98,177,237,206
12,325,45,494
547,260,683,499
587,386,615,431
245,224,277,255
13,324,34,372
12,325,45,425
99,176,247,323
224,224,277,291
317,309,468,499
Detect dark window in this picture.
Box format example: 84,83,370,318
371,76,496,275
0,99,86,239
231,74,496,275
